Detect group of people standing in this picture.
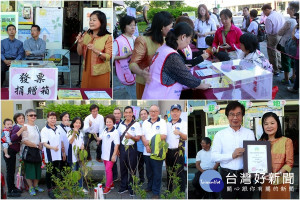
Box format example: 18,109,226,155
114,2,299,99
2,103,187,199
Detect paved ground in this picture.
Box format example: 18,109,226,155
1,142,185,199
113,16,299,100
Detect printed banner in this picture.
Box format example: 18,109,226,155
83,8,113,33
35,7,63,49
17,0,39,25
0,12,18,40
9,68,58,100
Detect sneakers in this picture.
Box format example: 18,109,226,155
103,187,111,194
118,188,128,194
34,186,44,192
287,86,298,93
82,188,89,194
281,79,291,85
7,190,21,197
129,190,135,197
274,72,280,76
12,188,22,193
29,186,36,196
110,182,114,189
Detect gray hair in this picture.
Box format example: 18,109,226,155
289,1,299,13
150,104,160,111
25,109,36,116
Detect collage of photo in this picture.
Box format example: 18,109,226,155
0,0,299,199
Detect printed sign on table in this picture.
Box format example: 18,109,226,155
9,68,58,100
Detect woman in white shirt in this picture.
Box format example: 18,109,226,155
56,112,71,167
68,117,85,191
20,109,43,196
96,114,120,194
194,4,217,52
41,112,64,199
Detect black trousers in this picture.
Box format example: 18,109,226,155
220,167,253,199
137,151,145,182
165,148,186,192
46,161,61,190
112,159,118,180
3,148,18,191
84,133,101,160
1,59,12,86
119,144,137,191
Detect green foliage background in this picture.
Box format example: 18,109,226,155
43,103,117,120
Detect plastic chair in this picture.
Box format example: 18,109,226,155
45,49,71,87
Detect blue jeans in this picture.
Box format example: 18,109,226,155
144,155,163,195
71,162,83,187
125,83,137,99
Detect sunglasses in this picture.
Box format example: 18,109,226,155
28,114,37,117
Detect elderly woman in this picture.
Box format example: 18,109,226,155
41,112,64,199
259,112,294,199
277,1,299,85
212,9,242,54
4,113,25,197
19,109,44,196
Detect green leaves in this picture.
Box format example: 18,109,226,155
72,171,81,182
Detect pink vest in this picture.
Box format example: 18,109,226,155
114,35,136,85
142,44,183,99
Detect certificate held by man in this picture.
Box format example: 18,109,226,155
243,141,272,174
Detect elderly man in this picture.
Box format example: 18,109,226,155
192,137,219,198
1,24,24,86
166,104,187,193
211,101,255,199
142,105,167,199
262,4,285,76
23,25,46,60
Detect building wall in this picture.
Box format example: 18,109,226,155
1,101,14,128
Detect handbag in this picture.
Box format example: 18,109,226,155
22,146,42,163
284,38,297,58
22,125,42,163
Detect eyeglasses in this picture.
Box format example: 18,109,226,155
228,113,242,118
28,114,37,117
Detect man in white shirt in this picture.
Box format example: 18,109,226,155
192,137,219,198
166,104,187,193
211,101,255,199
241,7,251,32
247,9,261,50
117,106,141,196
142,105,167,199
83,104,104,161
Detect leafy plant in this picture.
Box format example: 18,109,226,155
43,103,117,119
130,175,147,199
147,6,198,22
161,164,185,199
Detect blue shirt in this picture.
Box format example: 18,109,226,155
23,37,46,60
1,38,24,61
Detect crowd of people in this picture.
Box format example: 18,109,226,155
2,104,187,198
192,101,294,199
1,10,112,89
113,2,299,99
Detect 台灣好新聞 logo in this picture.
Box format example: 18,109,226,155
200,170,224,192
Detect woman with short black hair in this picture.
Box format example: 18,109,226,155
238,33,273,72
142,22,211,99
113,15,137,98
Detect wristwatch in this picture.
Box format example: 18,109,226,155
36,145,39,148
99,51,102,56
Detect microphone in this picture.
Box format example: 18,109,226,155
75,27,89,44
